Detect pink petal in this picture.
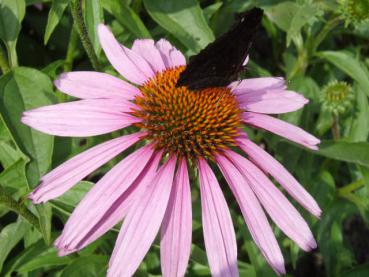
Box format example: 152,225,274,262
238,137,321,217
97,24,154,85
198,158,238,277
161,159,192,277
242,112,320,150
54,71,140,100
21,99,139,137
243,55,249,66
55,145,155,254
237,89,308,114
108,157,177,277
56,150,163,255
29,132,144,204
231,77,286,94
132,39,166,73
216,154,285,275
225,150,317,252
155,39,186,69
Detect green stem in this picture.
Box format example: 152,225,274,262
0,186,41,231
0,46,10,74
64,25,79,72
338,179,365,196
70,0,101,71
312,16,341,53
332,114,340,140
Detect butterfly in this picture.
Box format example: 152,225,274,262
176,7,264,90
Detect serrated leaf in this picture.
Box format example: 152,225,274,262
44,0,69,45
316,141,369,168
102,0,151,38
143,0,214,53
317,51,369,97
0,0,26,67
85,0,103,55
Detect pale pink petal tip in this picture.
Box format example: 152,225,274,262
21,100,139,137
237,137,322,218
97,24,154,85
54,71,140,100
242,112,320,150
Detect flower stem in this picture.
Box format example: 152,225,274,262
70,0,101,71
0,186,41,231
332,114,340,140
0,46,10,74
64,24,79,72
312,16,341,53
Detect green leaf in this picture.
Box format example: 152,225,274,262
0,218,29,273
143,0,214,53
203,2,222,22
346,86,369,142
60,255,108,277
0,158,28,190
0,67,55,187
16,247,72,273
35,204,52,245
51,181,93,214
0,0,26,67
265,1,319,46
341,265,369,277
44,0,69,45
102,0,151,38
0,140,25,169
316,141,369,168
317,51,369,97
85,0,103,55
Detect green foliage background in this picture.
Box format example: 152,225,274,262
1,0,369,276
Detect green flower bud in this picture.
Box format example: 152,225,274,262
321,80,354,115
338,0,369,25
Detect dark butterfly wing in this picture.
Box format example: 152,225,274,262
176,7,263,90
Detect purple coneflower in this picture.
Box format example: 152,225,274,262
22,24,321,276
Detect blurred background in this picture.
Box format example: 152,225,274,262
0,0,369,276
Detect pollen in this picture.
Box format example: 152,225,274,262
133,66,242,160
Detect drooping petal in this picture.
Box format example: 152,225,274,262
216,154,285,275
56,151,163,255
242,112,320,150
237,89,308,114
97,24,154,84
22,99,139,137
231,77,286,94
54,71,140,100
108,157,177,277
132,39,166,73
243,55,249,66
55,145,154,254
198,158,238,277
155,39,186,69
238,137,321,217
225,150,317,252
29,132,144,204
161,159,192,277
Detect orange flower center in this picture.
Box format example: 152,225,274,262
133,66,242,160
